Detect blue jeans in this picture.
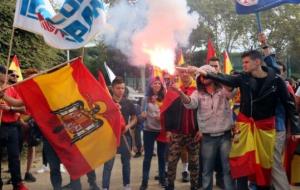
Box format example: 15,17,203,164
69,170,97,190
142,131,167,182
43,139,62,190
102,135,131,189
201,132,233,190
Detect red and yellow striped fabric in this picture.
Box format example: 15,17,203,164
15,58,122,179
230,113,276,186
9,55,23,81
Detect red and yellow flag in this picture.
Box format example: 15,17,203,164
223,50,233,74
9,55,23,81
177,49,185,66
230,113,276,186
15,58,123,179
206,38,216,64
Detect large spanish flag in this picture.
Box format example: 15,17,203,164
230,113,276,186
15,58,122,179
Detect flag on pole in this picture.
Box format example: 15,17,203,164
235,0,300,14
223,51,233,74
177,49,185,65
14,57,123,179
104,62,116,83
206,38,216,64
9,55,23,81
13,0,106,49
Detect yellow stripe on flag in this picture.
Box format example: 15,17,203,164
291,155,300,184
254,128,275,168
230,121,255,157
34,64,117,168
9,55,23,81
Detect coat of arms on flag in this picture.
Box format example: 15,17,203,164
14,57,123,179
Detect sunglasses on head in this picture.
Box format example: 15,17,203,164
10,74,19,78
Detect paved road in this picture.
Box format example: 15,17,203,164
2,154,300,190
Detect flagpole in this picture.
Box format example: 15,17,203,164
0,27,16,127
5,27,16,78
67,50,70,61
0,57,82,91
81,47,85,61
255,12,262,33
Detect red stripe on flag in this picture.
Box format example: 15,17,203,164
249,164,272,186
15,79,92,179
230,150,256,178
70,59,122,145
12,55,20,67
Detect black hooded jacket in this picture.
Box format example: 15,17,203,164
206,66,300,135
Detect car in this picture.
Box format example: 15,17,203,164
126,86,144,102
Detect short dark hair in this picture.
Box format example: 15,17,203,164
241,50,263,61
209,57,220,63
0,65,7,74
277,61,286,72
112,76,125,87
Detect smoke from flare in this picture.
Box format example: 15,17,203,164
103,0,199,73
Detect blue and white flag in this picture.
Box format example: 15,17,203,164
13,0,106,49
236,0,300,14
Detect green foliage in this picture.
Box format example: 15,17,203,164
0,0,65,70
187,0,300,75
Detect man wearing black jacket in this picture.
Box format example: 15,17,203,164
187,50,300,190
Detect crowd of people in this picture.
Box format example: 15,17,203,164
1,33,300,190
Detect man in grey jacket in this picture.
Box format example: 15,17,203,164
171,65,235,190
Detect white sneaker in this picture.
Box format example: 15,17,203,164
60,164,66,173
123,184,131,190
36,165,50,174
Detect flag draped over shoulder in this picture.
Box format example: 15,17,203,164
9,55,23,81
230,113,276,186
160,80,197,128
13,0,106,49
223,51,233,74
14,58,122,179
235,0,300,14
206,38,216,64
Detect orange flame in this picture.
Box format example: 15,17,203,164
143,47,175,74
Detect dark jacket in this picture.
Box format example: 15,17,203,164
164,97,198,134
206,66,300,135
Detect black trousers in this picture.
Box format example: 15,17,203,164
0,123,22,187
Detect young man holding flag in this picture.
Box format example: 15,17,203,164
102,77,137,190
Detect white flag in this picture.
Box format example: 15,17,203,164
13,0,106,49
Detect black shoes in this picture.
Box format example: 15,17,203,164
133,152,142,158
24,172,36,182
182,171,190,183
89,183,100,190
139,180,148,190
